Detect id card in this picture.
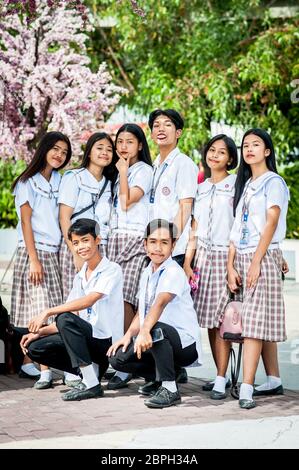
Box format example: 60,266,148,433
240,225,250,245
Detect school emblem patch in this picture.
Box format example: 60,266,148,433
162,186,171,196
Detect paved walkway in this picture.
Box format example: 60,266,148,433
0,374,298,448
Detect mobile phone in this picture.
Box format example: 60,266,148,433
151,327,164,343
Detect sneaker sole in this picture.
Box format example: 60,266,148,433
144,398,182,408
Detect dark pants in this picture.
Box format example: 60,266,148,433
27,312,112,379
172,254,185,267
109,321,197,381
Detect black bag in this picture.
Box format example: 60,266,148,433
0,296,9,374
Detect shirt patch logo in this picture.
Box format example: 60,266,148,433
162,186,171,196
225,184,229,188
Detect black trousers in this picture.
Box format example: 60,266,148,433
109,321,198,382
27,312,112,379
172,254,185,267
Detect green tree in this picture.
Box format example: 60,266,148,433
87,0,299,161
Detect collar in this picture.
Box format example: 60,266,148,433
78,256,111,282
154,147,181,168
69,168,106,193
30,171,61,197
146,256,174,278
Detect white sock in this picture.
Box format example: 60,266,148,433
64,371,81,381
239,383,254,400
212,375,226,393
37,370,52,383
114,371,130,380
92,362,99,377
162,381,177,393
80,364,99,389
255,375,282,391
209,375,230,386
21,363,40,377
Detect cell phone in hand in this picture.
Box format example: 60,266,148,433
151,327,164,343
132,327,164,344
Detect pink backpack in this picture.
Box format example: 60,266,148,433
219,300,243,344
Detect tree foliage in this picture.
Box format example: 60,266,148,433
88,0,299,162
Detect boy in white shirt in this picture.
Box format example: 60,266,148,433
108,219,202,409
148,109,198,266
20,218,124,401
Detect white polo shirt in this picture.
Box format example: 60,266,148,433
58,169,112,244
194,174,236,250
148,147,198,256
112,161,153,235
14,171,62,253
230,171,290,253
67,256,124,341
137,257,202,365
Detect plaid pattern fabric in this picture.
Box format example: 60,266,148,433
215,249,286,342
193,245,228,328
10,247,62,328
59,239,106,302
107,232,148,308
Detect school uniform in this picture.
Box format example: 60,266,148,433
110,257,202,382
216,171,289,342
27,257,124,376
58,168,111,300
10,172,62,328
148,147,198,259
192,174,236,328
107,161,153,309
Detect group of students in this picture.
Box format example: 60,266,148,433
9,108,289,410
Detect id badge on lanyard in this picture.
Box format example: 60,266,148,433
144,269,165,316
86,307,92,321
240,188,250,246
150,163,168,204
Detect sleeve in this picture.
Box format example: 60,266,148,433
130,165,153,195
266,178,288,211
14,180,35,209
58,172,80,208
156,267,185,297
176,158,198,200
91,266,123,297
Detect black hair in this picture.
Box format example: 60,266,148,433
144,219,178,242
80,132,118,187
115,123,152,167
68,218,100,241
148,109,184,131
12,131,72,190
233,128,277,215
203,134,238,172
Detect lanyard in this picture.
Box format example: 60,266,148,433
149,163,168,203
113,165,140,208
144,268,165,316
81,271,101,321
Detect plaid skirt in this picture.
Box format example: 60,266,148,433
193,245,228,329
59,240,106,302
215,249,286,342
10,247,62,328
107,232,148,309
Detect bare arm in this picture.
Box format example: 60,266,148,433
28,292,103,332
20,203,44,285
227,242,242,293
107,312,140,357
246,205,281,289
134,292,175,359
117,158,145,211
183,217,198,281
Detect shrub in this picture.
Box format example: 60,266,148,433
281,163,299,239
0,160,26,228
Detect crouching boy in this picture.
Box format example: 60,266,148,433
20,218,124,401
108,219,202,409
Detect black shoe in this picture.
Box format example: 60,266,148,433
144,386,181,409
63,378,82,388
239,399,256,409
104,367,116,380
107,374,132,390
176,368,188,384
202,378,231,391
19,369,40,380
34,379,53,390
62,384,104,401
210,389,227,400
253,385,284,397
138,381,161,396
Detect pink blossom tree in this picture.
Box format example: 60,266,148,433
0,1,126,161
